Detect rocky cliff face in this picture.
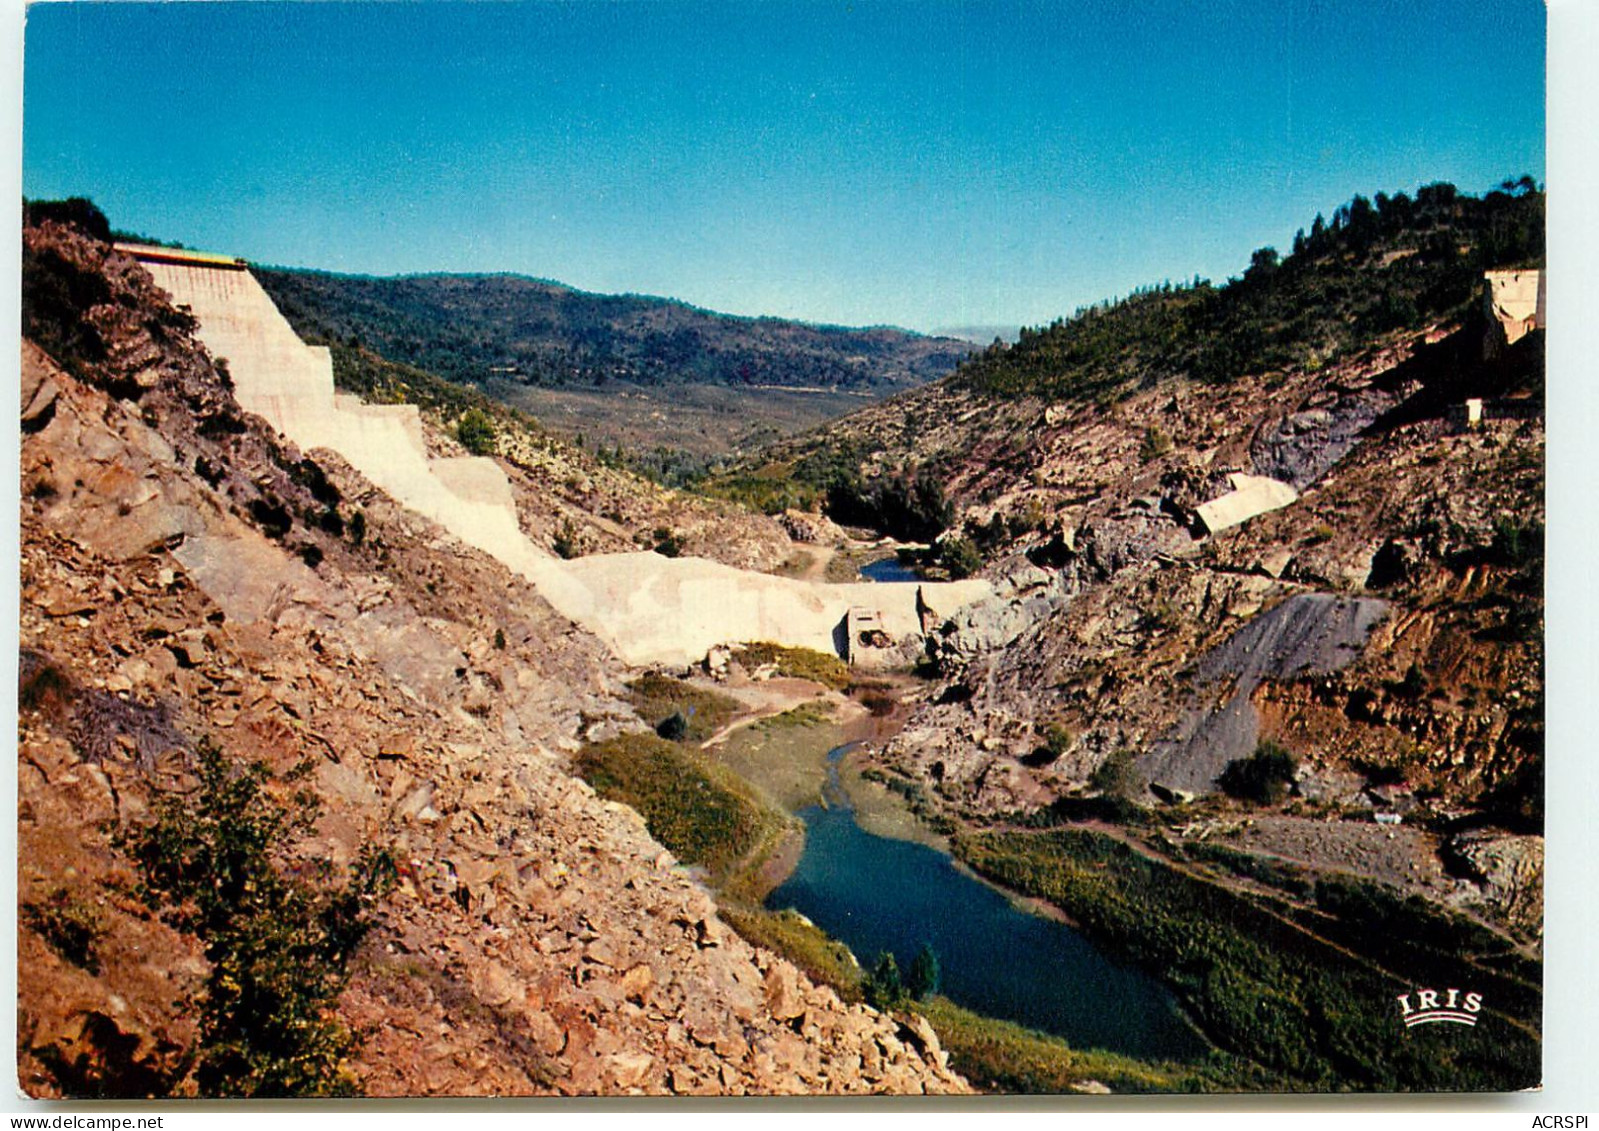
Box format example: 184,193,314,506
18,219,967,1097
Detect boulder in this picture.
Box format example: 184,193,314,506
779,509,844,545
21,342,61,431
1446,831,1544,935
763,963,807,1021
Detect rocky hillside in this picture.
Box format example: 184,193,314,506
256,267,974,393
866,326,1542,808
746,185,1545,938
731,184,1547,1092
875,327,1542,829
18,215,967,1097
738,182,1541,526
739,183,1543,819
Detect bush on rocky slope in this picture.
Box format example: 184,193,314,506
734,643,851,690
119,740,394,1097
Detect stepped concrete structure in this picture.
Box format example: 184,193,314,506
121,244,990,666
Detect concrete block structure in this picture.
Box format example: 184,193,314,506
123,243,990,667
1484,269,1546,349
1195,473,1299,535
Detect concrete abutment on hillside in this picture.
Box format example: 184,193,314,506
122,243,990,667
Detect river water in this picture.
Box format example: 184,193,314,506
859,556,920,583
766,745,1205,1061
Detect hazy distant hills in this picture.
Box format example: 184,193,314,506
932,324,1023,346
256,268,975,393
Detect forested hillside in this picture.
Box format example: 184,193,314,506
952,180,1543,403
256,269,973,392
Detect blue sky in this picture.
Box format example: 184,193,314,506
23,0,1544,332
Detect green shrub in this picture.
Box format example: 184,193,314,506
864,952,906,1010
939,536,984,580
1392,662,1428,700
552,518,581,560
120,740,392,1097
906,943,941,1002
1490,516,1543,570
1089,748,1139,797
1140,425,1173,462
317,506,345,537
26,196,113,241
455,408,497,456
1218,740,1298,805
652,528,683,557
825,465,952,541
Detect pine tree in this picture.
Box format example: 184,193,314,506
906,943,941,1001
865,952,905,1010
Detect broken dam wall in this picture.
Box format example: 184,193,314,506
125,244,990,667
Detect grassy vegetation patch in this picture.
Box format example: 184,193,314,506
1176,840,1315,899
720,906,864,1003
574,733,794,889
625,673,744,743
754,702,833,730
1297,877,1543,1014
699,473,826,517
918,997,1257,1095
1175,845,1540,1015
954,828,1540,1092
736,642,851,689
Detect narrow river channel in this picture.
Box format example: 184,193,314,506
766,743,1206,1062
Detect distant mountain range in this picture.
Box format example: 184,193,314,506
255,268,975,394
931,324,1023,345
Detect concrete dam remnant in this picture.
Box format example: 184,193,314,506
122,243,990,667
1483,269,1545,350
1195,473,1299,535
